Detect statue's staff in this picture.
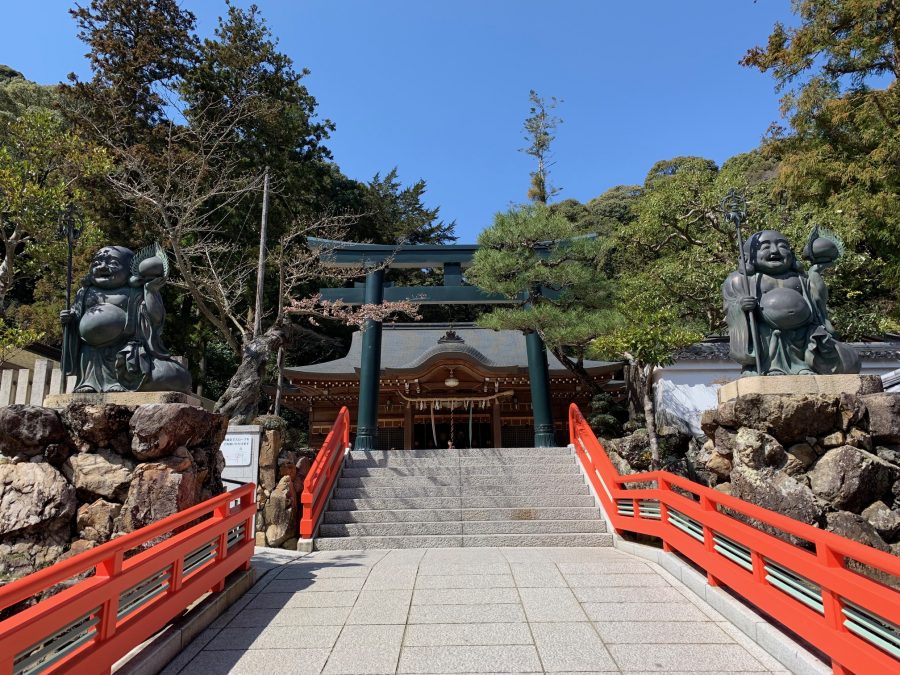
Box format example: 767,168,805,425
58,205,82,378
722,189,763,375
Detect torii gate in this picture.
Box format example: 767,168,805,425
311,238,556,450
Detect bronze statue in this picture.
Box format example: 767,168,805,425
60,244,192,393
723,228,860,376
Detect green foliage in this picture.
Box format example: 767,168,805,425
742,0,900,310
589,310,703,369
468,204,615,387
521,90,562,204
586,391,628,438
0,110,109,333
0,66,56,120
0,317,43,364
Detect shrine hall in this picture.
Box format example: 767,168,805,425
281,323,622,450
276,238,622,450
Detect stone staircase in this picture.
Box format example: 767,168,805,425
313,447,613,549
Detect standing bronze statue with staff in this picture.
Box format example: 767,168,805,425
720,190,860,376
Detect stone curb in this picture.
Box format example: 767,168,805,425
570,444,831,674
615,536,831,674
112,566,257,675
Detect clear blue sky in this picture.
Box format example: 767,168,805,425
1,1,795,243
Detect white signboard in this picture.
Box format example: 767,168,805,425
220,425,261,489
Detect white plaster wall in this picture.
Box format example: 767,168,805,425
654,356,900,438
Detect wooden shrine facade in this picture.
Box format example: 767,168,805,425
281,324,622,450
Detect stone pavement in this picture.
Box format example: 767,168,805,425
162,546,805,674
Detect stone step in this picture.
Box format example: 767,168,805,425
329,495,596,510
318,519,607,537
332,483,590,499
341,465,581,478
313,532,614,550
348,447,571,460
336,475,582,488
346,458,577,469
322,506,602,524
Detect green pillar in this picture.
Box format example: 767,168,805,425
355,268,385,450
525,330,555,447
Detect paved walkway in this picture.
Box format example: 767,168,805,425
163,546,795,674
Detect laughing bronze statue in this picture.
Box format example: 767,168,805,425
722,228,860,376
60,244,192,393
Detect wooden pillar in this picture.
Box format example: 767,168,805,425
525,331,555,447
492,401,502,449
403,404,413,450
355,268,385,450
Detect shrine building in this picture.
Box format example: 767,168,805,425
278,238,622,450
281,323,622,450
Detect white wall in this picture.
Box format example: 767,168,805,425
653,354,900,438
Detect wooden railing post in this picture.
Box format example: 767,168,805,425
211,502,229,592
94,551,123,645
816,542,851,675
658,476,672,552
700,495,719,587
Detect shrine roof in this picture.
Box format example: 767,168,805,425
284,323,620,378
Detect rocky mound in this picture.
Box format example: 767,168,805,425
0,402,227,581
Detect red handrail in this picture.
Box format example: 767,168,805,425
569,402,899,675
300,406,351,539
0,483,256,675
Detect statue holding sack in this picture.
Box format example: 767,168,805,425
59,243,192,393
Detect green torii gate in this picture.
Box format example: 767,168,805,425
312,238,556,450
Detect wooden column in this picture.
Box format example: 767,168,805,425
492,401,502,449
403,404,413,450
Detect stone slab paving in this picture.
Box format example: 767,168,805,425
162,546,806,674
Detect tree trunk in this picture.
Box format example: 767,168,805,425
550,346,603,395
214,320,286,425
641,364,661,470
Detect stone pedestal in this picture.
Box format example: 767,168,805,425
44,391,213,410
717,374,883,404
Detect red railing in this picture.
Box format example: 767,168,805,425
569,403,900,675
0,483,256,675
300,406,351,539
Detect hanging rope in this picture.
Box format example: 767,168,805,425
430,400,437,448
468,401,473,448
449,408,455,449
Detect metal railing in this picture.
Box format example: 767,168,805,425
569,402,900,675
0,484,256,675
300,406,351,540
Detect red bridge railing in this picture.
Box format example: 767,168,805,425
569,402,900,675
300,406,351,540
0,483,256,675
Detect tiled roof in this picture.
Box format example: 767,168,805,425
285,323,620,376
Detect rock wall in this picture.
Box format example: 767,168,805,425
0,402,227,581
700,392,900,554
252,416,314,550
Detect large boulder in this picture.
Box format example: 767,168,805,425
606,429,652,471
77,499,122,543
730,465,825,529
130,403,225,461
734,428,786,470
0,462,76,536
825,511,890,552
732,393,839,444
808,445,899,513
0,405,68,459
62,403,133,454
264,476,297,547
116,448,198,533
861,501,900,541
862,393,900,444
62,448,135,502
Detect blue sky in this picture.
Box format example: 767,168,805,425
1,1,796,243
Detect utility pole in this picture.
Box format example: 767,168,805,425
253,167,270,339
